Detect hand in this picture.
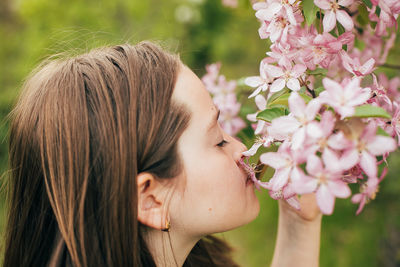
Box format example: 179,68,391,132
279,193,322,223
271,193,322,267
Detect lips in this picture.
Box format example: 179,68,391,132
246,173,253,186
238,157,258,187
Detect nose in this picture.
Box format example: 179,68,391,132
231,136,248,163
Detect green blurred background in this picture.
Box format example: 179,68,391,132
0,0,399,266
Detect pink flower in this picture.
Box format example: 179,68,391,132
254,0,303,44
351,168,387,215
255,0,299,26
222,0,238,8
238,157,269,190
367,74,392,111
301,32,347,69
368,0,399,36
246,95,268,135
314,0,354,33
340,51,375,77
216,95,246,136
266,64,307,92
319,77,371,119
389,102,400,145
295,154,351,215
245,60,274,98
344,123,396,177
268,183,301,210
202,63,245,136
260,140,315,191
266,43,298,70
379,73,400,102
268,92,322,149
310,112,357,172
266,14,291,43
202,62,221,90
243,135,274,157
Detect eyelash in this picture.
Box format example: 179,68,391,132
216,139,228,147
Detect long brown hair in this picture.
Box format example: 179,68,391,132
3,42,239,266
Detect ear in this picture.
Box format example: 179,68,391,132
137,172,169,230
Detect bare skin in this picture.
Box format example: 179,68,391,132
272,194,322,267
137,65,322,267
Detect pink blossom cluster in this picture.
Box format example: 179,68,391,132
222,0,239,8
202,63,246,136
243,0,400,215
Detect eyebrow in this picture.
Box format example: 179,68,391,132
207,108,220,132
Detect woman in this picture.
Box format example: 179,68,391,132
3,42,322,267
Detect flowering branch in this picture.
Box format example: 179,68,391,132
237,0,400,215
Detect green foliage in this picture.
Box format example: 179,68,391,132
307,68,328,76
377,126,390,136
257,107,286,122
302,0,318,26
268,91,312,107
351,104,392,119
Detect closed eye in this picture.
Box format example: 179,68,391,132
216,140,228,147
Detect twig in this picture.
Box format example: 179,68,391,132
299,77,316,98
255,159,268,180
380,63,400,70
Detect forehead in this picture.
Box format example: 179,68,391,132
172,65,217,123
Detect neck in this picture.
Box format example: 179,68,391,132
142,227,200,267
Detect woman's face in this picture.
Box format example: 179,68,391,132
169,65,260,237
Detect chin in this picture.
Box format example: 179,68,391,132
235,200,261,229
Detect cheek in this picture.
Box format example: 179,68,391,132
174,153,252,230
189,154,244,199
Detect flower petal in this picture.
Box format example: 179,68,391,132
268,116,301,139
287,78,301,91
245,76,263,87
351,193,363,203
305,99,322,121
289,91,306,117
260,152,288,169
270,167,291,191
327,132,351,150
291,127,306,150
246,113,257,122
327,180,351,198
293,177,318,194
267,2,283,18
323,10,337,33
286,197,301,210
314,0,331,9
255,94,267,110
322,77,343,98
336,10,354,31
306,122,323,139
322,147,342,173
320,111,335,136
360,150,377,177
292,64,307,77
346,88,371,106
339,148,359,170
316,184,335,215
338,105,355,119
266,64,284,77
338,0,353,6
255,120,266,135
248,86,262,98
242,143,263,157
270,78,286,92
306,154,323,176
359,58,375,75
366,136,397,155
